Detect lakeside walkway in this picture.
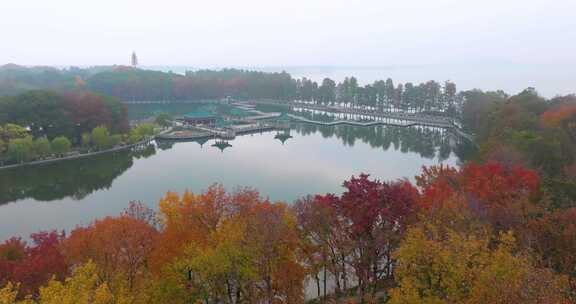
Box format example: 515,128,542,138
122,99,228,105
157,123,283,141
287,113,452,128
254,100,456,124
286,113,474,143
0,128,171,171
239,100,474,142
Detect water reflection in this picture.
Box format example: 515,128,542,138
293,124,474,161
0,144,157,205
274,129,293,145
0,123,474,206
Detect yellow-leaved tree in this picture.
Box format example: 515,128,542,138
0,283,26,304
38,261,115,304
389,224,570,304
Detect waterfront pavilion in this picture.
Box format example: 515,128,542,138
178,110,218,126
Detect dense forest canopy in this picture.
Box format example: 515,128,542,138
462,89,576,208
0,64,112,96
0,88,159,165
0,65,462,114
0,90,128,141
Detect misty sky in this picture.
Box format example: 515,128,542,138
1,0,576,67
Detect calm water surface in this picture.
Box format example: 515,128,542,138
0,122,473,241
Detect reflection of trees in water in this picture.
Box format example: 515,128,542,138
0,144,157,205
292,123,473,162
156,139,176,150
290,109,475,161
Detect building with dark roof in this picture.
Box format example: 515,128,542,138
178,111,218,126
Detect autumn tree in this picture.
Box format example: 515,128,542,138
529,207,576,299
245,202,305,303
389,220,570,304
61,92,113,134
416,162,541,235
38,261,116,304
0,238,27,288
301,174,419,301
0,231,68,299
65,215,158,299
122,201,161,229
0,90,128,140
541,103,576,143
162,218,257,303
153,186,232,269
293,196,345,299
152,185,304,304
0,282,22,304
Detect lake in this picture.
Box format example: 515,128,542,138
0,106,474,241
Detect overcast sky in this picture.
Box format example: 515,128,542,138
1,0,576,67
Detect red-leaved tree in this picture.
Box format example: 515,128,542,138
305,174,419,300
0,231,68,298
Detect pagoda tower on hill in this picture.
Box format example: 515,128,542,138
131,51,138,67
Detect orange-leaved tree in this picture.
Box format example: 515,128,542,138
64,214,158,299
541,103,576,144
150,184,304,304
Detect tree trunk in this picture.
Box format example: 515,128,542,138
359,277,365,304
226,280,234,304
323,265,327,301
316,274,321,299
342,255,348,291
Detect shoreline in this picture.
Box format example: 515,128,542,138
0,129,171,171
0,139,152,171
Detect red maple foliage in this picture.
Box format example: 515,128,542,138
417,162,541,231
62,91,113,131
0,231,67,298
314,174,420,298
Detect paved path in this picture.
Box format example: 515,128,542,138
0,128,171,171
241,101,474,142
287,114,452,128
